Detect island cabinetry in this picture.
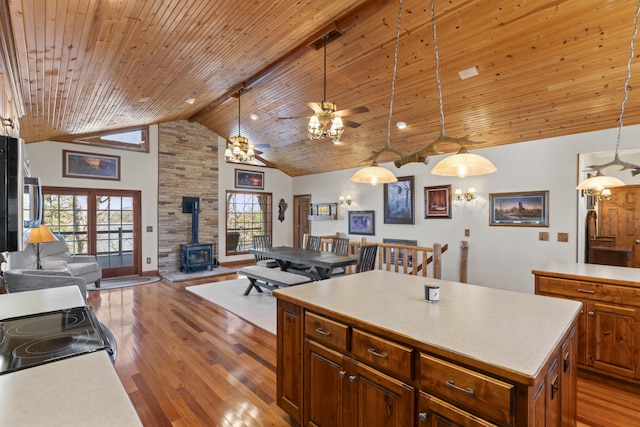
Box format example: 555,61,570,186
276,300,303,424
534,267,640,381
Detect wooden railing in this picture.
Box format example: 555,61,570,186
303,233,467,280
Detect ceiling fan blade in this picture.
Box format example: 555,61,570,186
253,143,270,149
342,119,361,128
277,116,309,120
334,106,369,117
307,101,324,114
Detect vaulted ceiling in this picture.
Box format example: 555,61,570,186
5,0,640,176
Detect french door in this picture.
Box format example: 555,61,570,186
43,187,141,278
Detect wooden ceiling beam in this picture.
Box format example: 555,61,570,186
188,0,390,123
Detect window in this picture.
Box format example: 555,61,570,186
226,191,272,255
43,193,89,254
56,125,149,152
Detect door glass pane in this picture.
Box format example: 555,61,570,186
96,196,133,269
43,194,89,254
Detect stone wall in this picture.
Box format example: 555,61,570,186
158,120,219,273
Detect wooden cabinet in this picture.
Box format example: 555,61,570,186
277,297,576,426
534,267,640,383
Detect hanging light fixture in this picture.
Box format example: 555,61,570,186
225,88,256,163
425,0,496,178
307,37,345,144
350,0,405,186
576,0,640,196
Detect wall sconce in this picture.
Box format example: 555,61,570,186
339,195,352,206
455,187,476,201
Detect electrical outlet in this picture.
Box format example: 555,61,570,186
464,229,470,237
146,226,153,232
539,232,549,241
146,257,151,264
558,232,569,243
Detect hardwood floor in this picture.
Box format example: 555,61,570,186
88,276,640,427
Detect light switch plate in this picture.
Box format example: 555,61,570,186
539,232,549,241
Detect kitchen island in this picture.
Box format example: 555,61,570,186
273,270,581,426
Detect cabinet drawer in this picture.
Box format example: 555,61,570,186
419,354,514,426
304,311,349,352
536,276,640,307
351,328,413,380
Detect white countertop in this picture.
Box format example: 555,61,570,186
274,270,581,380
532,261,640,285
0,287,142,427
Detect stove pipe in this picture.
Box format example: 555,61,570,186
182,196,200,243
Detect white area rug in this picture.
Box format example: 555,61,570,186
186,278,276,334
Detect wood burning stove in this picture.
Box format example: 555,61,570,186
180,197,219,273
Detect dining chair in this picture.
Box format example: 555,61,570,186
330,237,351,275
305,235,322,251
252,235,278,268
356,244,378,273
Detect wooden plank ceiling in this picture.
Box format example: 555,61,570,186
6,0,640,176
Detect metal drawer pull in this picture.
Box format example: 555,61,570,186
445,380,475,395
577,288,595,294
315,327,331,336
367,348,388,358
418,412,428,422
339,370,347,378
349,375,357,383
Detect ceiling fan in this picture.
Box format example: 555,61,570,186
278,33,369,144
225,88,270,163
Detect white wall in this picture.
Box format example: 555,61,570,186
217,135,293,263
25,125,159,272
293,124,640,294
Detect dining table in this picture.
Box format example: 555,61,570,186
249,246,359,280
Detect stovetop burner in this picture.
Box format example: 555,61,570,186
0,306,111,375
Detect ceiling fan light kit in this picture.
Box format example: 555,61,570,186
577,0,640,194
225,88,257,164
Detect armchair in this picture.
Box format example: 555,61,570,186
6,234,102,287
3,269,88,302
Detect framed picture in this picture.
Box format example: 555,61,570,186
348,210,375,236
424,185,452,218
382,238,417,266
62,150,120,181
384,176,414,224
489,190,549,227
235,169,264,190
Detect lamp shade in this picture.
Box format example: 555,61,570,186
576,173,625,191
431,148,497,178
351,164,397,186
28,224,58,244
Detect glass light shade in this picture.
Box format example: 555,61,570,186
224,147,232,160
28,224,58,244
431,148,497,178
328,117,344,141
308,115,322,139
576,173,625,191
351,164,397,186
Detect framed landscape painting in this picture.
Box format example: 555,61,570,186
235,169,264,190
63,150,120,181
383,176,415,224
489,190,549,227
348,210,375,236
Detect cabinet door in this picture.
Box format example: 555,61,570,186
587,301,640,378
561,328,577,427
304,339,349,427
351,361,414,427
417,392,497,427
277,300,303,423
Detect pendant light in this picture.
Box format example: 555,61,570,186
350,0,405,186
427,0,496,178
576,0,640,195
225,88,255,163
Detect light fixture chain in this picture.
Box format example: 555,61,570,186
615,0,640,156
431,0,445,136
386,0,403,149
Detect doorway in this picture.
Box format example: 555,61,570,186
293,194,311,248
43,187,141,278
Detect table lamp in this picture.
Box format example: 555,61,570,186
28,224,58,269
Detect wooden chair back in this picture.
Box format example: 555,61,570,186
305,235,322,251
356,244,378,273
252,235,272,263
331,237,350,255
